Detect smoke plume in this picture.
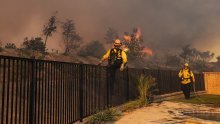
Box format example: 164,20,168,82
1,0,220,56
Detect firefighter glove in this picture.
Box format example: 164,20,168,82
98,61,102,66
120,63,125,71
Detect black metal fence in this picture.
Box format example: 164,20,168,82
0,55,205,124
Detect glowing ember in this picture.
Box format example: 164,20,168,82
141,47,153,56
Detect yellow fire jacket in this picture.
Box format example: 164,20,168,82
101,48,127,64
178,69,195,84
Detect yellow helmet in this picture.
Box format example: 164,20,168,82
114,39,122,46
184,63,189,67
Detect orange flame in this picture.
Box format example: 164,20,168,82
135,27,142,41
121,45,129,52
123,35,132,42
122,27,153,56
141,47,153,56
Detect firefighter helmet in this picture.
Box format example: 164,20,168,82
114,39,122,46
184,63,189,67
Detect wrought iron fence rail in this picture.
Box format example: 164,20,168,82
0,55,205,124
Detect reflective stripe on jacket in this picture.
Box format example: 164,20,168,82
101,48,127,64
178,69,195,84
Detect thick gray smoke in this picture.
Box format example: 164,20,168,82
0,0,220,56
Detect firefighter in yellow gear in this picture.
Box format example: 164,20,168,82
98,39,128,100
178,63,195,99
98,39,127,70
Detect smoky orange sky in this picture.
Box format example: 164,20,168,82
0,0,220,59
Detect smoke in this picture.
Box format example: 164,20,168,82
1,0,220,56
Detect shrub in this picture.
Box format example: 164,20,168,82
22,37,45,53
87,109,120,124
5,43,16,49
78,40,105,58
136,75,157,103
87,100,147,123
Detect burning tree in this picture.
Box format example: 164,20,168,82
123,28,153,59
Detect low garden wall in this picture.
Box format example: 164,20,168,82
204,72,220,95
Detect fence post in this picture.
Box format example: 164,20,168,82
157,69,161,95
29,56,36,124
106,67,110,108
169,70,173,93
126,67,129,101
79,64,84,122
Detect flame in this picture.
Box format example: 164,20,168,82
135,27,142,41
123,35,132,42
122,27,153,55
121,45,129,52
141,47,153,56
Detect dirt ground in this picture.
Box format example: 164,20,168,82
115,101,220,124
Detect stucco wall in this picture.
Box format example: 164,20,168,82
204,72,220,94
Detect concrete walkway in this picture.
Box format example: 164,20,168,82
115,101,220,124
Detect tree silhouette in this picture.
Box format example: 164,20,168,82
104,27,119,44
200,51,214,62
179,44,214,63
179,44,192,62
62,19,82,54
179,44,214,72
43,14,57,49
